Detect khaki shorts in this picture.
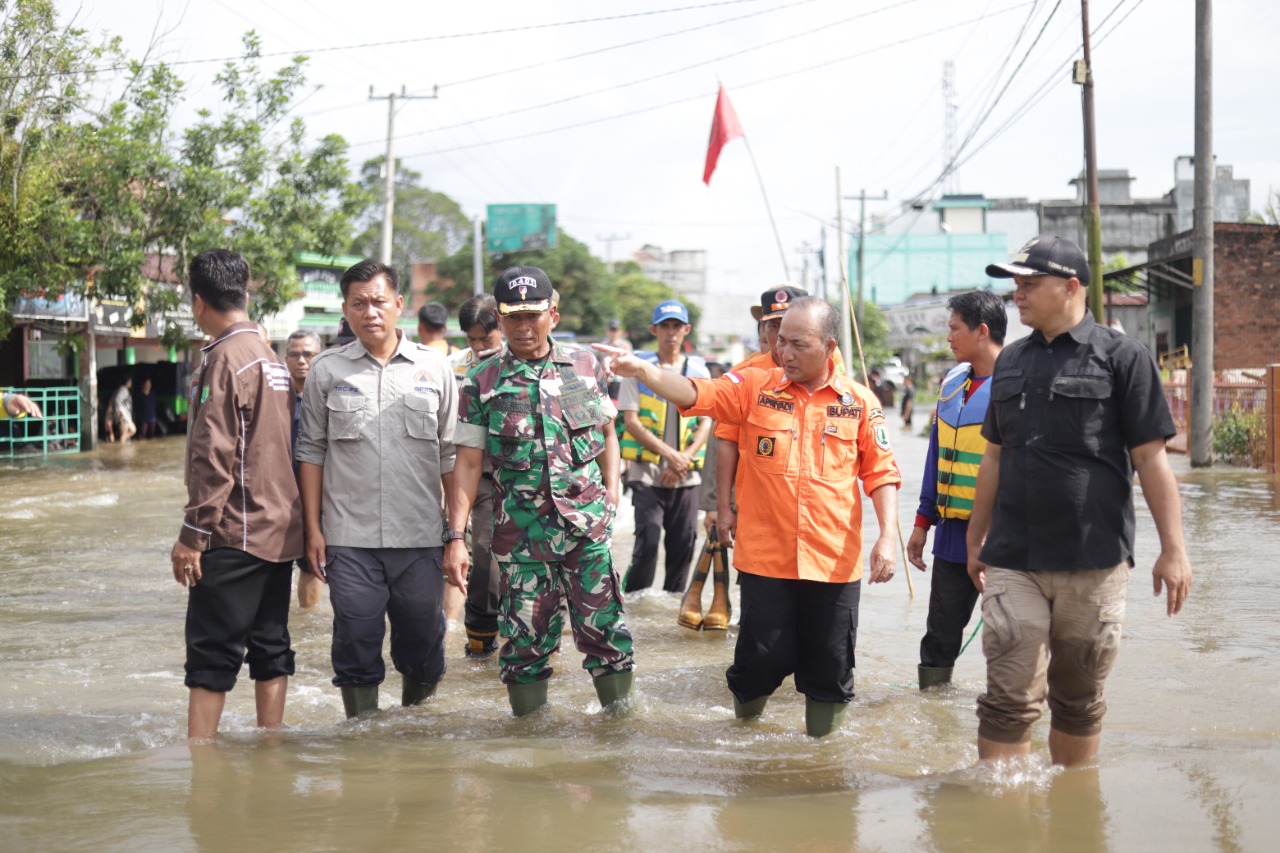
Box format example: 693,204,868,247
976,564,1128,743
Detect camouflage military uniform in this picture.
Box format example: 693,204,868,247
455,342,635,686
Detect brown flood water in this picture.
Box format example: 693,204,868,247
1,420,1278,852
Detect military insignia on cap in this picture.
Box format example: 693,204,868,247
775,290,790,303
840,393,853,406
509,275,539,300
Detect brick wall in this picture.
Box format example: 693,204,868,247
1214,223,1280,370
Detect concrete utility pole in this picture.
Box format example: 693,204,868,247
369,85,438,267
850,189,889,329
835,167,853,368
596,233,631,274
473,215,484,296
1078,1,1104,323
1191,0,1215,467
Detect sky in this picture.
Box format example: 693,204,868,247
62,0,1280,309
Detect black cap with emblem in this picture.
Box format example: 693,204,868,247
494,265,554,315
752,283,808,321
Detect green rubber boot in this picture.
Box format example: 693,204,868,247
593,670,634,710
340,685,379,719
401,677,438,707
918,666,954,690
507,681,548,717
734,695,769,720
804,698,847,738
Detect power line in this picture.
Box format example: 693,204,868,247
0,0,775,83
393,2,1034,159
358,0,927,148
431,0,827,92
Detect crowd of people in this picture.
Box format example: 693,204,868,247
166,235,1192,769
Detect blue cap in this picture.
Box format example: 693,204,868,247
652,300,690,325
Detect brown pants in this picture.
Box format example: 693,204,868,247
976,564,1128,743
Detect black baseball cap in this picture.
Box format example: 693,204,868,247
331,317,356,346
494,265,554,315
986,235,1090,285
752,283,808,321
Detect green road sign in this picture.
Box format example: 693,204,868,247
487,204,557,253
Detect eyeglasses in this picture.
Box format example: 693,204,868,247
286,351,318,360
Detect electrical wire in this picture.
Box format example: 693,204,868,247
391,2,1033,159
0,0,776,82
354,0,928,148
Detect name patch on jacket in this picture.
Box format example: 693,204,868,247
491,397,534,414
756,394,794,413
756,436,776,457
826,404,863,419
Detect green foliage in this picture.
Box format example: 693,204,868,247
349,158,470,277
612,270,701,349
1212,405,1266,468
855,302,892,366
436,230,619,336
0,11,362,348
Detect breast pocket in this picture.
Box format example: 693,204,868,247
325,394,365,441
1048,373,1114,448
745,408,795,476
403,393,440,441
563,398,605,466
817,418,858,481
989,373,1027,447
487,410,537,471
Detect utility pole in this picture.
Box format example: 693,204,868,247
369,85,438,267
597,233,631,274
849,189,889,329
473,215,484,295
835,167,853,368
1191,0,1215,467
1077,2,1104,322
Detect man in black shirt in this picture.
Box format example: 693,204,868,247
966,235,1192,768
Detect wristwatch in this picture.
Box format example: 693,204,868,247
443,528,466,544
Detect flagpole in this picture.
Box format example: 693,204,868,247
741,135,790,280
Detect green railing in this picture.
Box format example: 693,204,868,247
1,387,81,458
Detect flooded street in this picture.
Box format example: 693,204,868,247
2,421,1279,852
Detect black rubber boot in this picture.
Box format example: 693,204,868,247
734,695,769,720
918,665,954,690
401,677,438,707
592,670,634,710
804,698,847,738
340,685,379,719
507,681,548,717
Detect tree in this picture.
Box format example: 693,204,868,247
611,261,702,349
0,0,117,340
349,158,471,279
435,229,617,335
0,12,364,346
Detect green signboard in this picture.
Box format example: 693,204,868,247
487,204,557,253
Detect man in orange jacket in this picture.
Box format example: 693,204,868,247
599,296,901,737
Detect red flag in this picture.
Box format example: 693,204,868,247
703,85,745,185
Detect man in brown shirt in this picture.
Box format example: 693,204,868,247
169,248,304,740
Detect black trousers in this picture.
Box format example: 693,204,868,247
919,556,981,668
727,572,861,704
185,547,295,692
326,546,447,688
624,482,699,594
463,475,501,637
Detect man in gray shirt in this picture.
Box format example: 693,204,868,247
296,259,462,718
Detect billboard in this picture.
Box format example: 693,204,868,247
487,204,557,253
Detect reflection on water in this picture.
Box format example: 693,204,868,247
2,433,1280,851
